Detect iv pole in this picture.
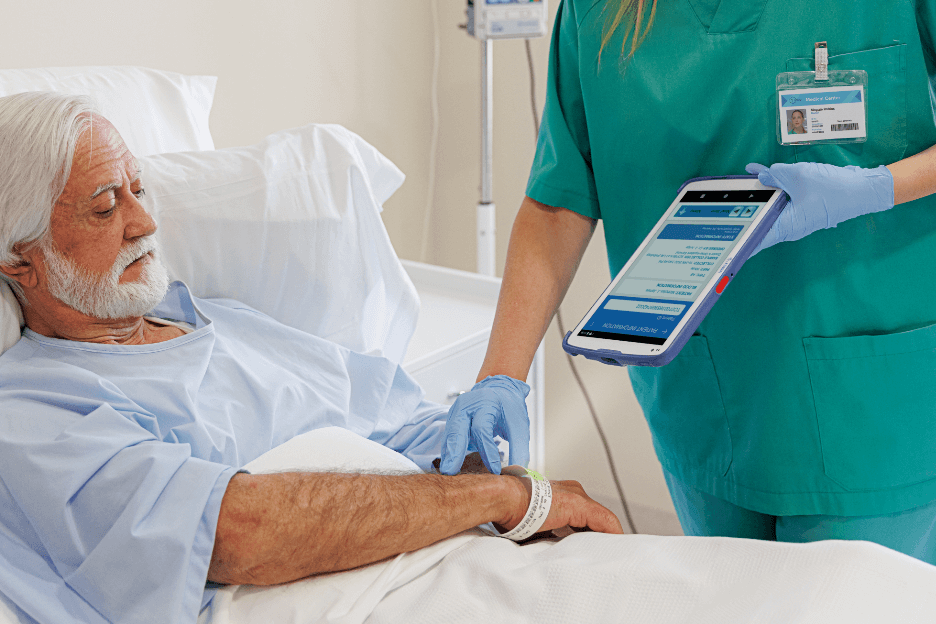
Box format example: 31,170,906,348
477,38,496,277
467,0,546,276
465,5,548,472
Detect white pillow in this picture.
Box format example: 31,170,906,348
143,124,419,364
243,426,422,474
0,66,216,156
0,285,22,360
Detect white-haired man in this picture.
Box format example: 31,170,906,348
0,92,622,624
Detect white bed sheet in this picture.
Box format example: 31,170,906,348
201,429,936,624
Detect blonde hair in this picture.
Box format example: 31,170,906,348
599,0,658,65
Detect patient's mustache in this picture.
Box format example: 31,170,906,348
115,237,158,275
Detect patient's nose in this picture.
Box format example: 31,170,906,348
123,189,157,239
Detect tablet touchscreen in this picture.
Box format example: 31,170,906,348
576,187,779,347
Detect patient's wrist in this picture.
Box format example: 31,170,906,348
492,472,534,532
494,467,552,541
431,453,537,531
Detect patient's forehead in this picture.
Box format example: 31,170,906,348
55,116,140,210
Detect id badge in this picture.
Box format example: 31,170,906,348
776,44,868,146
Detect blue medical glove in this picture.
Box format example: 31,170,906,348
745,162,894,255
439,375,531,475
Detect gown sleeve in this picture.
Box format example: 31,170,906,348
526,0,601,219
0,381,236,624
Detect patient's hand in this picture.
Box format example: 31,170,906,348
433,454,624,537
497,476,624,536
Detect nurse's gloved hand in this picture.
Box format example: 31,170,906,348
745,162,894,255
439,375,531,476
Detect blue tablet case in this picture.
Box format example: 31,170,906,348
562,175,789,367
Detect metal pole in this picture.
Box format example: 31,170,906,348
477,38,496,276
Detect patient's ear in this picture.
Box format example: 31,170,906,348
0,245,38,290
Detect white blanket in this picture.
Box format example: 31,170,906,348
202,428,936,624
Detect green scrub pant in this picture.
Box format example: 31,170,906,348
663,470,936,567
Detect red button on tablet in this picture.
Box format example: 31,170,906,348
716,275,731,294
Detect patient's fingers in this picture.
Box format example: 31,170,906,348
548,480,624,535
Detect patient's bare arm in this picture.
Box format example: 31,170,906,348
208,471,621,586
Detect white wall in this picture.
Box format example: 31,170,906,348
0,0,677,527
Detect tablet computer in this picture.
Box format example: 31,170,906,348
562,175,788,367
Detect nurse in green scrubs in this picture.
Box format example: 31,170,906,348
440,0,936,564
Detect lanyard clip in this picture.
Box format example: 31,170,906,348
815,42,829,81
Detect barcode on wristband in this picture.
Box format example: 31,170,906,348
831,123,859,131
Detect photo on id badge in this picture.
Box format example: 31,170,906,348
787,109,808,135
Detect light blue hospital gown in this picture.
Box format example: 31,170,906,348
0,282,447,624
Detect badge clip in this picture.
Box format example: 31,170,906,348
814,42,829,81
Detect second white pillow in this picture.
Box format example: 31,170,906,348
142,123,419,364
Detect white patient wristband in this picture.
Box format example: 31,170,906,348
497,466,552,541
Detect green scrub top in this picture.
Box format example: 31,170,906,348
527,0,936,516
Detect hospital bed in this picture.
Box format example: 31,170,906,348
1,67,935,624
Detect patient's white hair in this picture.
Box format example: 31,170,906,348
0,91,99,297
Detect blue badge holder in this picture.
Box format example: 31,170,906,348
562,175,789,367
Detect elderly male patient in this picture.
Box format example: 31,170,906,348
0,92,621,623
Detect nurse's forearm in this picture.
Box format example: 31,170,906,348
887,144,936,205
477,196,596,382
208,470,622,585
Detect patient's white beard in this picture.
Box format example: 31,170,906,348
41,236,171,320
